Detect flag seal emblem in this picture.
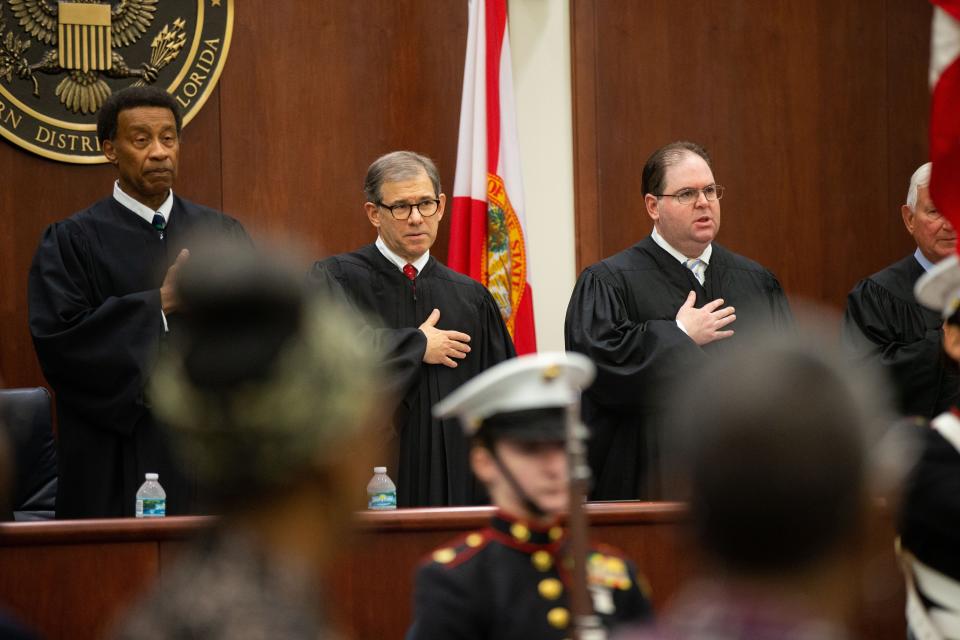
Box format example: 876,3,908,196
484,172,527,335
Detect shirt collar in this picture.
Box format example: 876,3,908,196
651,226,712,264
113,181,174,226
914,247,936,273
375,235,430,275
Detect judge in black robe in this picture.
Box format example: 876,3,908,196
565,236,792,500
565,141,792,501
311,243,515,506
842,164,959,419
311,151,515,507
29,194,249,518
842,254,960,418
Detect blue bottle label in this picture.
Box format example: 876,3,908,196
369,491,397,510
141,498,166,517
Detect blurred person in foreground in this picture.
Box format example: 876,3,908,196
113,242,382,640
406,352,652,640
617,328,900,640
898,254,960,640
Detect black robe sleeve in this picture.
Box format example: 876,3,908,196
842,277,949,417
307,260,427,401
28,221,162,436
564,267,706,410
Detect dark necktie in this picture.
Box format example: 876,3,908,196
403,263,418,299
152,213,166,240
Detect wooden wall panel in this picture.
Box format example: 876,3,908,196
572,0,931,309
218,2,467,263
0,2,467,393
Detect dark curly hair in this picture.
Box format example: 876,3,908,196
96,86,182,144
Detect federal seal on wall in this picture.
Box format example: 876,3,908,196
0,0,232,163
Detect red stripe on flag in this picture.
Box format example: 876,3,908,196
933,0,960,23
513,282,537,355
485,0,506,173
448,196,488,281
931,55,960,230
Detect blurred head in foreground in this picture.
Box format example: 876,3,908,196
116,241,382,640
151,240,382,525
660,328,898,633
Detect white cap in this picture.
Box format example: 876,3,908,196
433,351,595,437
145,472,158,480
374,466,387,474
915,254,960,318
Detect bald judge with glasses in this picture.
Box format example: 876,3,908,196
310,151,515,508
565,141,792,501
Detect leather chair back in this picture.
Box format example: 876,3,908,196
0,387,57,521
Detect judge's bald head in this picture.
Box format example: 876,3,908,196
666,331,893,576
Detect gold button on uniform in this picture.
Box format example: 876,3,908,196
547,606,570,629
465,533,483,548
549,526,563,541
432,548,456,564
510,523,530,542
531,550,553,572
538,578,563,600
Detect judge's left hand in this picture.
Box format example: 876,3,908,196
160,249,190,314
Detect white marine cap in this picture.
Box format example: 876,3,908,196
915,254,960,318
433,351,596,438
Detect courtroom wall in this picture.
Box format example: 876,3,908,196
0,2,468,389
572,0,931,308
0,0,935,391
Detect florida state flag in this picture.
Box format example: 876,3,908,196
449,0,537,354
931,1,960,232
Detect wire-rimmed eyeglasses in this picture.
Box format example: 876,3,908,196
655,184,725,206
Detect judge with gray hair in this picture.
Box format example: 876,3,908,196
843,161,960,419
310,151,515,508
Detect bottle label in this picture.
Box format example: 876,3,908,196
368,491,397,510
137,498,166,518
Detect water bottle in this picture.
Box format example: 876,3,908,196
367,466,397,510
135,472,166,518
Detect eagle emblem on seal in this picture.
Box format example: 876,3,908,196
0,0,186,114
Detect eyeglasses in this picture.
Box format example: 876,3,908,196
377,199,440,220
655,184,725,205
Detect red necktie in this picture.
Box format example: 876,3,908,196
403,263,418,280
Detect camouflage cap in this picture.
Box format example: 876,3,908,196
149,242,380,498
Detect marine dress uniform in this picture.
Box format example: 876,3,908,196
405,352,653,640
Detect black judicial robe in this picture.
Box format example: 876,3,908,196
311,244,516,507
28,195,249,519
842,255,960,419
565,236,792,500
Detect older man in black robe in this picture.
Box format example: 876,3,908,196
843,162,960,419
565,141,792,500
28,87,249,519
310,151,515,507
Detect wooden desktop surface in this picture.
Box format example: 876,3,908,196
0,502,902,639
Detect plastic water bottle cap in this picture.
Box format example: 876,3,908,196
374,466,387,474
145,472,159,480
